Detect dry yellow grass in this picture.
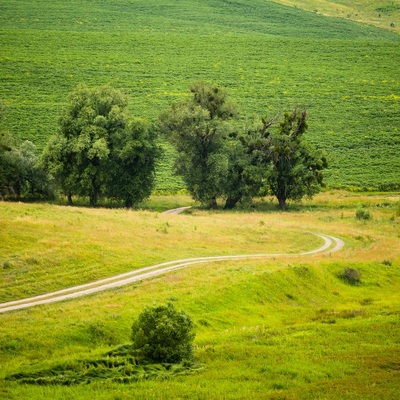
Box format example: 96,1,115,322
274,0,400,32
0,201,323,303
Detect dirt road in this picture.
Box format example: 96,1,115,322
0,207,344,314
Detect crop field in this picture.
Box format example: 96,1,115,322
0,192,399,399
1,0,399,191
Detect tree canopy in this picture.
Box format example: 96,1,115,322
2,82,327,209
265,109,328,209
160,83,327,209
42,84,160,207
159,82,238,208
223,119,273,209
1,103,51,200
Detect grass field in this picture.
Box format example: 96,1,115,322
1,0,399,191
0,192,399,399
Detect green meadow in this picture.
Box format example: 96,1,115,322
1,2,400,398
0,192,399,399
1,0,399,191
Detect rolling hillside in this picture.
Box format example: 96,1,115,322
0,194,399,399
274,0,400,33
0,0,399,191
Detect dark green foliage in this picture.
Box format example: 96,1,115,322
265,110,328,209
339,268,362,285
0,132,52,200
42,84,127,205
161,83,327,209
159,83,238,208
107,117,161,208
223,119,272,209
131,303,196,363
1,103,51,199
0,132,16,197
190,82,240,120
356,208,372,220
42,84,159,206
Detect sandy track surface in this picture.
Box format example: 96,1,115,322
162,206,192,215
0,208,344,314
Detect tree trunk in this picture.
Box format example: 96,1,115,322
67,193,73,206
278,196,287,210
89,193,98,207
208,197,218,209
224,195,241,210
125,199,133,208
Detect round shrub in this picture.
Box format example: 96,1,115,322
355,208,371,220
339,268,362,285
131,303,195,363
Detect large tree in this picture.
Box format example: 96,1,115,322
159,82,238,208
43,84,127,205
107,117,160,208
42,84,159,206
223,117,275,209
265,109,328,209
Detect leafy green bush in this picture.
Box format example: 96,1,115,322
131,303,195,363
339,268,362,285
355,208,371,220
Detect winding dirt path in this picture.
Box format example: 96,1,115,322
162,206,192,215
0,208,344,314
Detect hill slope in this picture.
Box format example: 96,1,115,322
0,194,399,399
274,0,400,33
0,0,399,190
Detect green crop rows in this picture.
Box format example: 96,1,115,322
1,0,399,191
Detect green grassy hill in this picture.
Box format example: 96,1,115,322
0,194,399,398
1,0,399,191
